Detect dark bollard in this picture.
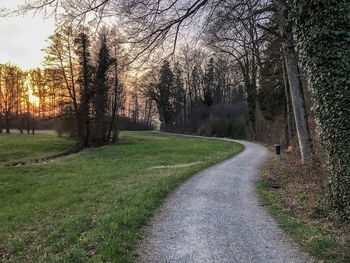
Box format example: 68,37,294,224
274,144,281,155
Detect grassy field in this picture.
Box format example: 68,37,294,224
258,157,350,263
0,131,244,262
0,133,75,166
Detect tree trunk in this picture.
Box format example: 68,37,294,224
281,53,293,144
5,116,10,134
183,95,187,130
107,84,118,143
26,116,30,135
32,104,35,135
76,115,84,149
26,104,30,134
147,101,152,127
275,0,312,164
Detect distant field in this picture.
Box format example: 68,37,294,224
8,129,59,136
0,131,244,262
0,133,75,166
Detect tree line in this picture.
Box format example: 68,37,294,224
6,0,350,219
0,64,65,134
0,26,156,146
141,51,248,138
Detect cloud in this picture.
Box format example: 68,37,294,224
0,11,56,69
0,23,22,39
0,45,29,59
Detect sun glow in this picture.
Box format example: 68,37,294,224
28,88,39,104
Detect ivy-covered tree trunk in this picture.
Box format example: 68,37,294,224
274,0,313,164
292,0,350,219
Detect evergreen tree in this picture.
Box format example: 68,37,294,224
93,32,112,145
190,65,201,105
173,62,185,126
74,30,93,147
258,39,285,121
152,60,174,130
203,58,214,107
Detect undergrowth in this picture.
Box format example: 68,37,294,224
258,151,350,262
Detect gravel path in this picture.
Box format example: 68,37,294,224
139,133,312,263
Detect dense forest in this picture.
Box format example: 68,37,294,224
1,0,349,219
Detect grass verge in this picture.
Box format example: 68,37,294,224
257,156,350,263
0,133,76,166
0,131,244,262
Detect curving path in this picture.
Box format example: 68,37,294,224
140,133,312,263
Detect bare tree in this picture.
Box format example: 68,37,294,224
0,64,23,133
44,68,65,117
43,25,84,142
204,0,265,138
13,0,313,162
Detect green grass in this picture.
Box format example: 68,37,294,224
0,133,75,166
0,131,244,262
257,159,350,263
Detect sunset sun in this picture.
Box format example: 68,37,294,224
28,88,39,104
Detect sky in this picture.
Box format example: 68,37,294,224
0,0,56,70
0,0,201,71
